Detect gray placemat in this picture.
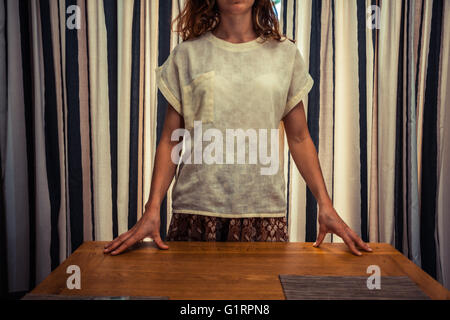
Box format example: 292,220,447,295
279,275,430,300
22,294,169,300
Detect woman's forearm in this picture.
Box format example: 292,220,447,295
145,105,184,214
145,138,178,213
287,134,332,207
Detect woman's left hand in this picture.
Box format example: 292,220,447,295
313,203,373,256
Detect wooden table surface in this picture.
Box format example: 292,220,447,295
29,241,450,300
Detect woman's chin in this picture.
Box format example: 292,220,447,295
221,1,253,14
224,7,251,15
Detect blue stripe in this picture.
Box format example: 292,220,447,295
394,0,406,252
40,0,62,265
282,0,288,35
357,0,368,242
420,0,443,280
292,0,296,40
18,0,36,289
65,0,84,252
128,0,141,230
103,0,118,238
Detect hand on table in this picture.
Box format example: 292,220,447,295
313,203,373,256
104,207,169,255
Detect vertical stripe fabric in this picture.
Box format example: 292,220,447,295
357,0,368,242
405,0,421,267
1,0,161,293
40,0,61,275
86,0,114,242
0,0,5,170
103,0,118,239
0,0,7,296
76,0,93,244
368,0,380,243
19,0,35,289
317,0,334,244
394,0,406,252
282,0,450,289
436,0,450,292
48,0,67,267
128,0,141,229
377,0,402,244
1,0,450,294
137,0,145,222
420,0,443,279
334,0,362,242
117,0,134,236
32,0,49,288
65,0,84,252
5,0,30,292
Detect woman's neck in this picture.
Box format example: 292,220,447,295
212,11,257,44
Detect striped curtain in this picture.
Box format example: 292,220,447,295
0,0,161,294
1,0,449,295
280,0,450,290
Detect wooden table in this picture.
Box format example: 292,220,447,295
28,241,450,300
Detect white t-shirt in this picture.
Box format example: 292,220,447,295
156,31,314,218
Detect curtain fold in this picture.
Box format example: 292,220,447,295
5,0,31,293
436,0,450,292
87,0,114,241
0,0,7,296
334,0,362,243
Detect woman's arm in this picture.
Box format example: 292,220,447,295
104,104,184,255
282,101,372,256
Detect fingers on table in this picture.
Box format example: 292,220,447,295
104,230,134,254
313,229,327,248
347,228,373,252
153,234,169,250
314,228,373,256
110,234,141,255
340,229,362,256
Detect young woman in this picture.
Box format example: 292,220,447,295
104,0,372,256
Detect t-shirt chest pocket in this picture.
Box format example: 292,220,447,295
182,71,215,129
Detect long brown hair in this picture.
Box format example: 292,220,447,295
171,0,293,43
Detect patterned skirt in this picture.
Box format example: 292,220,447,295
166,212,289,242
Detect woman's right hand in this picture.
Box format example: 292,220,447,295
104,105,181,255
103,206,169,255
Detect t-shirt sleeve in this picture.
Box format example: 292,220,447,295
282,47,314,118
155,50,183,115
